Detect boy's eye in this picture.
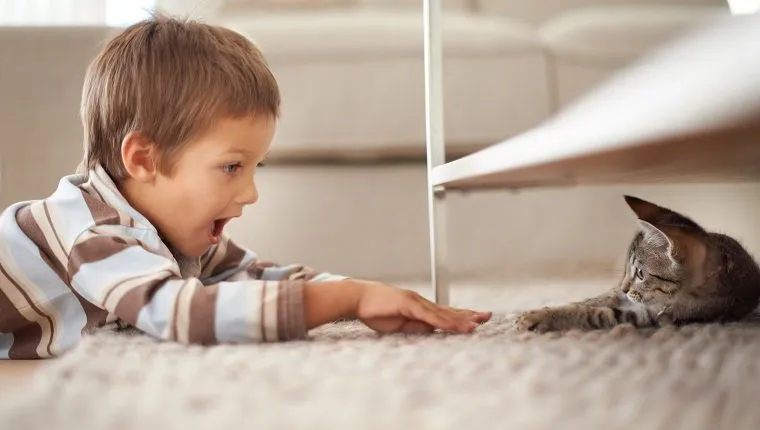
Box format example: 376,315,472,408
223,163,242,174
257,162,266,168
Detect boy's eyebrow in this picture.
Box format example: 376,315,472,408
223,148,271,159
224,148,254,155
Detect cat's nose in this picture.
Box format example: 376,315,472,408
621,283,630,293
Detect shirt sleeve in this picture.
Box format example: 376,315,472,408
66,225,309,345
198,234,348,285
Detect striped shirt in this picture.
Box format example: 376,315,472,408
0,164,346,359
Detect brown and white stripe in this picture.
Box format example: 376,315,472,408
0,261,53,358
16,205,109,335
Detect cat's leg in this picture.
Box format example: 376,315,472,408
515,292,656,333
570,290,621,307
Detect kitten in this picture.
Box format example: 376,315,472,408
515,195,760,332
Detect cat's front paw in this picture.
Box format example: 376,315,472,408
515,308,557,333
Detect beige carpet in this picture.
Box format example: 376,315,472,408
3,279,760,430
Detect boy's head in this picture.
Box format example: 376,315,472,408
81,13,280,257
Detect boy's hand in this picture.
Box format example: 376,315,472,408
352,281,492,334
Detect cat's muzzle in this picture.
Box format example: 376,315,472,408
626,290,643,302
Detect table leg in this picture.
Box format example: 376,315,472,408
423,0,449,305
428,186,449,305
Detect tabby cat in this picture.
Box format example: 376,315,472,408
515,195,760,332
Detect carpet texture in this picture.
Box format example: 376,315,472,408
4,284,760,430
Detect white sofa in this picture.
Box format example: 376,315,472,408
208,0,729,160
4,0,757,284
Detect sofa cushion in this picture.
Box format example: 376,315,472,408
476,0,729,26
539,4,730,62
217,10,552,160
356,0,473,11
538,5,730,107
219,0,355,12
220,0,473,12
221,10,540,58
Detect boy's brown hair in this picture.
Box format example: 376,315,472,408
80,13,280,181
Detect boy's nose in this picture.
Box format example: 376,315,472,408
237,180,258,205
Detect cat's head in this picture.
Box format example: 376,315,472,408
620,195,708,305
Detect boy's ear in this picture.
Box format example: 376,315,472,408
121,132,158,182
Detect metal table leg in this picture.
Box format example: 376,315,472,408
423,0,449,306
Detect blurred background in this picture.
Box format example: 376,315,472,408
1,0,758,289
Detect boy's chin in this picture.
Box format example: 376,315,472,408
167,239,210,258
185,244,212,257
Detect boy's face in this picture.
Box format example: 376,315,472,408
122,115,274,257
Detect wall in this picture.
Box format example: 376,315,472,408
226,164,760,283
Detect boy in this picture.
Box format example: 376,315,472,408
0,15,491,359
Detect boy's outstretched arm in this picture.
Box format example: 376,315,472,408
197,235,491,333
67,227,491,346
303,280,492,335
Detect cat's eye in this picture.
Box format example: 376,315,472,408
634,268,645,280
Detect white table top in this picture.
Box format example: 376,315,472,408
432,13,760,191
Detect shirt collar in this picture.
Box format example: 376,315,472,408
86,163,157,233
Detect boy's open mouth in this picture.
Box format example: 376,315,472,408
209,218,231,244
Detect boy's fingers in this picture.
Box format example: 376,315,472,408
431,307,485,331
472,311,493,323
445,307,492,320
406,294,485,332
408,300,462,333
418,300,477,333
429,303,474,322
434,304,492,325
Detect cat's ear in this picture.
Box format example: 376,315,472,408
624,195,666,224
628,196,678,258
627,195,707,265
637,219,676,255
637,220,706,265
624,195,705,232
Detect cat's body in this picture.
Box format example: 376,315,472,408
516,196,760,333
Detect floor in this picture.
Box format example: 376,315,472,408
4,274,759,430
0,360,46,400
